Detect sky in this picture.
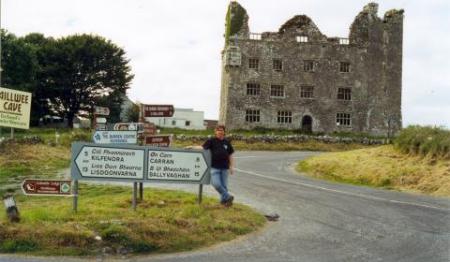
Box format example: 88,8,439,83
2,0,449,128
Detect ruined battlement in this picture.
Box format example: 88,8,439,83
220,2,403,136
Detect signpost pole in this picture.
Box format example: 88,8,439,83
132,182,137,211
198,184,203,204
73,180,78,212
139,183,143,201
138,104,144,201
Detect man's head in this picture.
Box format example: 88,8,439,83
214,125,226,140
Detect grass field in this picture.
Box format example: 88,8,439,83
0,184,265,256
0,128,268,256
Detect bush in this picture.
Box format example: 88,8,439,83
60,130,92,147
394,125,450,159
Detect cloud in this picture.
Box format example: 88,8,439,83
2,0,450,127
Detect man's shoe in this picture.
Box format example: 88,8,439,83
224,195,234,207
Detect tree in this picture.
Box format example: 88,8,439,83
40,34,134,127
0,30,47,125
124,103,140,122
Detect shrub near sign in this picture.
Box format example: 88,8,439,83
0,87,32,129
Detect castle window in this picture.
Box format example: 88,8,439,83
340,62,350,73
172,120,176,126
336,113,351,126
304,60,315,72
273,59,283,71
246,83,261,96
277,111,292,123
339,38,349,45
245,109,260,123
337,88,352,100
185,121,191,126
296,36,308,43
300,86,314,98
249,58,259,70
270,85,285,97
249,33,262,40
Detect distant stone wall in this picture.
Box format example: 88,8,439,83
219,2,404,137
175,134,387,145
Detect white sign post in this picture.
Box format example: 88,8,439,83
92,130,138,144
74,146,145,180
148,151,208,182
70,142,211,212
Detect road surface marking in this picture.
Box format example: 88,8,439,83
235,168,450,212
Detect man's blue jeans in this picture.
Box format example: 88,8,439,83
210,168,231,203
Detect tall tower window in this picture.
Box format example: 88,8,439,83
340,62,350,72
273,59,283,71
249,58,259,70
337,88,352,100
245,109,260,123
246,83,261,95
304,60,315,72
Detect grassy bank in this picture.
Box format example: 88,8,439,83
297,145,450,197
394,125,450,159
0,184,265,256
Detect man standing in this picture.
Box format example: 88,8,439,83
202,125,235,207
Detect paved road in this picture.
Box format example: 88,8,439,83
1,151,449,262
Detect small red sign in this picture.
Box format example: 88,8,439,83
142,104,174,117
144,135,171,147
22,180,72,196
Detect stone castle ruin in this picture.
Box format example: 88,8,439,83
219,1,404,136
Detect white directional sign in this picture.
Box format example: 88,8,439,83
71,142,211,184
147,150,208,182
93,130,138,144
74,146,145,180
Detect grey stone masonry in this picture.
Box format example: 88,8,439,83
219,1,404,136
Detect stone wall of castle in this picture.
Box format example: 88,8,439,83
219,2,404,136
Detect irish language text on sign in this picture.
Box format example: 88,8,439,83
93,130,138,144
74,145,145,180
148,150,208,182
0,87,32,129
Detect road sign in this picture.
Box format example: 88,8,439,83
73,144,145,180
0,87,32,129
94,106,110,116
144,135,171,147
147,150,208,182
93,130,138,144
142,104,174,117
71,142,211,184
113,122,145,133
21,179,72,196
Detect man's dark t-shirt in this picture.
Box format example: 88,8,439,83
202,138,234,169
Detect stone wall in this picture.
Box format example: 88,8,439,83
219,2,404,136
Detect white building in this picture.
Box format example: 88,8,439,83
146,108,206,130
